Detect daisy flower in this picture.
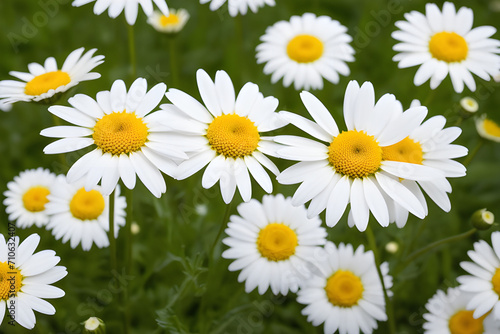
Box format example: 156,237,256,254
458,231,500,319
3,168,57,228
275,81,438,231
41,78,181,198
381,109,467,227
163,69,287,204
0,233,67,329
256,13,355,91
45,177,126,251
200,0,275,17
72,0,169,25
476,114,500,142
147,8,189,34
392,2,500,93
222,194,327,295
296,242,392,334
423,287,500,333
0,48,104,104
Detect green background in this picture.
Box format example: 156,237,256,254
1,0,500,333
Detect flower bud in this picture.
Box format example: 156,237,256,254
83,317,106,334
471,208,495,230
385,241,399,254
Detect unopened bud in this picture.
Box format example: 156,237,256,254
471,208,495,230
460,97,478,113
385,241,399,254
131,222,140,235
83,317,105,334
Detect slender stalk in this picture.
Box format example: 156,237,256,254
463,140,484,167
168,36,180,87
366,225,396,334
124,186,133,274
209,203,233,261
422,88,437,106
399,228,477,273
108,189,117,272
123,186,133,334
127,23,137,78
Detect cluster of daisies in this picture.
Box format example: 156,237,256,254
1,0,500,333
4,168,126,251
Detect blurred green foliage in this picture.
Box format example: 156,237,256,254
1,0,500,333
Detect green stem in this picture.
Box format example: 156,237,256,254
169,36,180,87
366,225,396,334
423,88,437,106
395,228,477,276
463,140,484,167
108,189,117,272
209,203,233,261
123,186,133,334
127,23,137,79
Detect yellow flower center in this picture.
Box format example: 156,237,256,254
24,70,71,96
381,137,423,164
428,32,468,63
482,119,500,138
325,270,364,307
69,188,105,220
160,13,180,27
93,111,149,156
206,114,260,158
491,268,500,296
0,262,23,301
448,310,485,334
328,130,382,179
22,186,50,212
286,34,324,63
256,223,298,261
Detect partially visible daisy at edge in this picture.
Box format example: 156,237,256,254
200,0,275,17
274,81,440,231
297,241,392,334
0,47,104,104
222,194,327,295
0,234,67,329
457,231,500,319
72,0,169,25
476,114,500,142
45,176,126,251
163,69,287,204
41,77,183,198
392,2,500,93
3,168,57,229
256,12,355,90
423,287,500,333
147,8,189,34
380,99,468,227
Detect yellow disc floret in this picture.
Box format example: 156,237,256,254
382,137,423,164
429,32,468,63
24,70,71,96
69,187,105,220
448,310,485,334
0,262,23,301
325,270,364,307
257,223,298,261
287,34,324,63
93,111,149,155
160,14,180,27
482,119,500,138
206,114,260,158
328,130,382,178
491,268,500,296
22,186,50,212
